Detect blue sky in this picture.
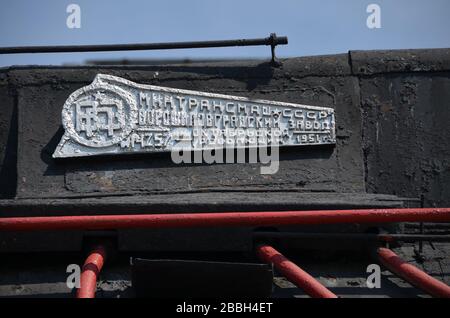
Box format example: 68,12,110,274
0,0,449,66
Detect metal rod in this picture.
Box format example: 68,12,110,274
0,208,449,232
253,232,450,243
377,247,450,298
256,244,337,298
0,34,288,54
76,245,107,299
419,194,425,253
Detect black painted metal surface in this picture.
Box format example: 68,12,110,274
0,48,449,252
131,258,273,297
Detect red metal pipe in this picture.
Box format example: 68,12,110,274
377,247,450,298
0,208,449,231
76,245,107,298
256,244,337,298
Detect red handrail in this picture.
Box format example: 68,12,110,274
377,247,450,298
0,208,449,231
257,245,337,298
76,245,107,298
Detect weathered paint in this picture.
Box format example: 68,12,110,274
0,208,449,231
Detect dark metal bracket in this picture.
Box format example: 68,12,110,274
0,33,288,65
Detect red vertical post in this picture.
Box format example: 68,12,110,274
256,244,337,298
76,245,107,298
377,247,450,298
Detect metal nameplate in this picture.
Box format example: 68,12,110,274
53,74,336,158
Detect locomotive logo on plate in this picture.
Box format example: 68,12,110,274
53,74,336,158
